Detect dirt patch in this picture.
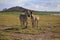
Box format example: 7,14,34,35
0,27,54,40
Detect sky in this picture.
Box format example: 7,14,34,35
0,0,60,11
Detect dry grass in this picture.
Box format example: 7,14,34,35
0,15,20,26
0,14,60,27
0,12,60,40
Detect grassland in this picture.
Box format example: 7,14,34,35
0,12,60,40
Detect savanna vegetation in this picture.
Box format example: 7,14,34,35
0,12,60,40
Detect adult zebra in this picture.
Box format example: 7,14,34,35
19,10,30,29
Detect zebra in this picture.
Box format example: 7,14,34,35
31,14,39,27
28,11,40,27
19,10,30,29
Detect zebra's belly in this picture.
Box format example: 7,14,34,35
20,15,27,21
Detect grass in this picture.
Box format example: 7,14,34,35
0,12,60,40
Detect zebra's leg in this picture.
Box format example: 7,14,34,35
25,21,28,28
22,21,25,28
24,21,27,29
34,20,36,27
20,21,23,27
36,20,38,28
22,21,27,29
32,21,35,27
31,19,34,27
20,21,25,29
